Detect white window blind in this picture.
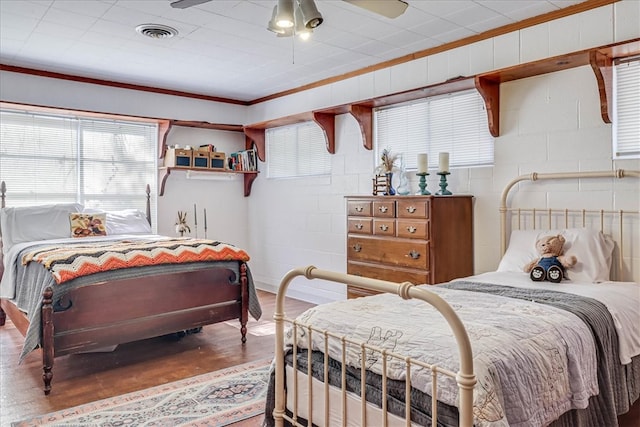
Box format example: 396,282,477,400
0,109,158,220
266,121,331,178
613,56,640,159
375,89,494,170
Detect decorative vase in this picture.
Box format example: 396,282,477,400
385,172,396,195
396,156,410,196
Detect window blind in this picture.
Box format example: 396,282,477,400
266,121,331,178
375,89,494,170
613,57,640,158
0,110,158,221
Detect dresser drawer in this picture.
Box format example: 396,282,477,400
348,236,429,269
397,219,429,239
372,201,395,218
373,219,395,236
346,285,379,299
347,200,372,217
397,200,430,219
348,261,430,285
348,218,372,234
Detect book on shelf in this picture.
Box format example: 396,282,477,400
228,149,258,172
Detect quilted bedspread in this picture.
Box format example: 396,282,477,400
21,238,250,284
285,284,599,427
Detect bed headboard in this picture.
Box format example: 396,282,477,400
0,181,152,226
500,169,639,282
1,181,5,209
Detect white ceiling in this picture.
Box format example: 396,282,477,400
0,0,589,103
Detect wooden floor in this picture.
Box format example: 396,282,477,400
0,289,314,426
1,289,639,426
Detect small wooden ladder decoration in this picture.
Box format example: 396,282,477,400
372,174,390,195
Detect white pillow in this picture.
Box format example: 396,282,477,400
0,203,83,254
83,209,151,235
497,228,614,283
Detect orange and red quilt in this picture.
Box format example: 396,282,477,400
22,238,250,284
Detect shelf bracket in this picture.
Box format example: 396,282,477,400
474,76,500,137
312,112,336,154
158,120,172,159
244,173,258,197
589,50,613,124
243,127,265,161
158,167,172,196
348,104,373,150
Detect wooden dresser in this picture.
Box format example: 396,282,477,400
345,195,474,298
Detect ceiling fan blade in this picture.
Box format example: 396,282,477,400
343,0,408,18
170,0,212,9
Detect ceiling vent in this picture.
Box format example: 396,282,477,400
135,24,178,39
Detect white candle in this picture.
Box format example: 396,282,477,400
439,152,450,173
417,153,428,173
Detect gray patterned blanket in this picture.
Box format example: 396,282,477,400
265,281,639,427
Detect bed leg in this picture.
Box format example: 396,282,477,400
240,262,249,344
42,287,54,395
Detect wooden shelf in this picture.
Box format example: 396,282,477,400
243,38,639,150
158,167,259,197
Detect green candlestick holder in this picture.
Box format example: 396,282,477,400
436,172,452,195
416,172,430,195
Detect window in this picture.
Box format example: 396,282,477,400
266,121,331,178
374,89,494,170
0,109,158,224
613,56,640,159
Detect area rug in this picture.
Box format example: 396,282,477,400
12,359,271,427
224,318,275,337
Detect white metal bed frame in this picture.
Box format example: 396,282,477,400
273,169,639,427
500,169,640,282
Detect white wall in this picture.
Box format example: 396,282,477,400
245,0,640,302
1,1,638,304
156,127,250,250
247,65,640,302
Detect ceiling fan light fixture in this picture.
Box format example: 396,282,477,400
276,0,295,28
267,6,286,34
294,7,313,40
299,0,323,29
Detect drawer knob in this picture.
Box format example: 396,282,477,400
379,206,388,213
407,226,417,233
408,250,420,259
353,243,362,253
406,206,417,213
355,206,364,212
355,223,363,230
380,224,389,231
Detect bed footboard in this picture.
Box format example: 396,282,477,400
39,263,249,395
273,266,476,427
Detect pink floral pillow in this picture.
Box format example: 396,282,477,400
70,213,107,238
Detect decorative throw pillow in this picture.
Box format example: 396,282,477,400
70,213,107,238
497,228,614,283
0,203,83,254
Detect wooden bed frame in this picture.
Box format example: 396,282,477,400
0,182,250,395
272,169,639,427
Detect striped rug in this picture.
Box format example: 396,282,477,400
12,359,271,427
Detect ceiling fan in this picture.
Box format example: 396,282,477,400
169,0,409,19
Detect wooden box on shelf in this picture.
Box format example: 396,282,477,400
210,152,226,169
164,148,192,168
192,151,210,169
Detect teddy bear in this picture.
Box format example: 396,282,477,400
524,234,577,283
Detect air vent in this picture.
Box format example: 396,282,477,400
135,24,178,39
